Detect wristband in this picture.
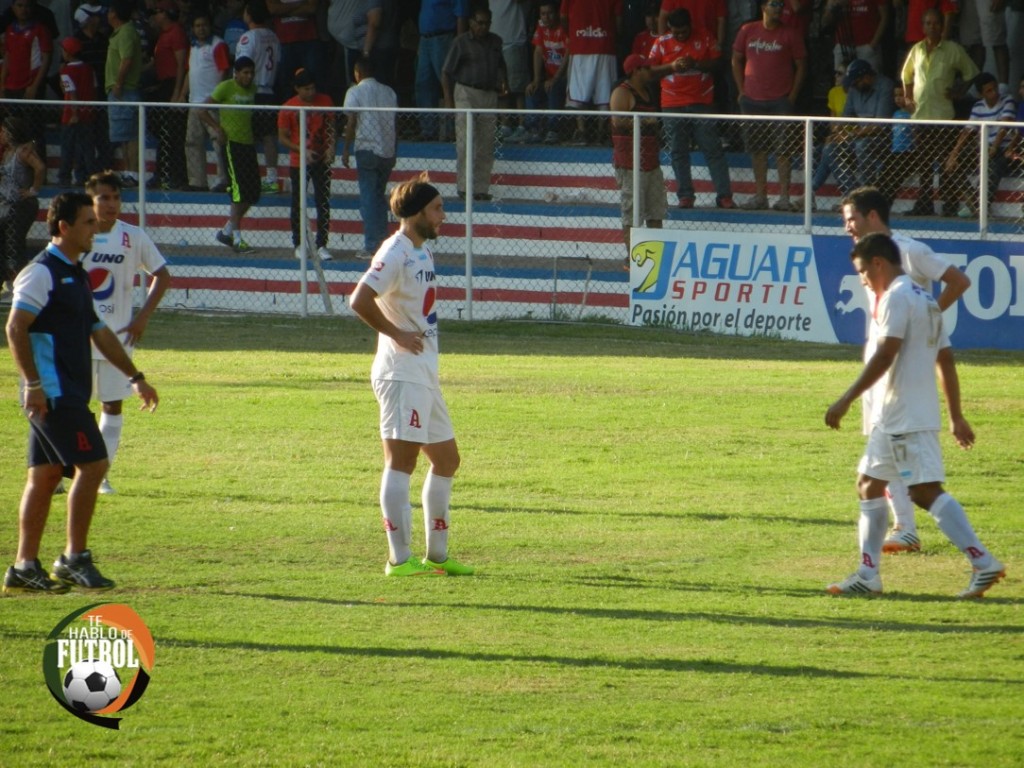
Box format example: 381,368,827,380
129,372,146,384
25,380,43,391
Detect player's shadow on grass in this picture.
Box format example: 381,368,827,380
468,504,850,528
217,591,1024,635
154,632,1021,685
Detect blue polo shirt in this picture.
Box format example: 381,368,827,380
12,244,105,405
419,0,469,36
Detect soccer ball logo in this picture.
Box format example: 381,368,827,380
63,660,121,713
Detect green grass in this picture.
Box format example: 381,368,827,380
1,314,1021,766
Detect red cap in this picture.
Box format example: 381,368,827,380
62,37,83,56
623,54,651,75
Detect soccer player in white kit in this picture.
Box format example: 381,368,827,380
350,172,474,577
824,233,1004,598
84,171,172,494
841,187,971,554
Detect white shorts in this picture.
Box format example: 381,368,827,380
92,359,132,403
372,379,454,444
858,428,946,486
567,53,616,108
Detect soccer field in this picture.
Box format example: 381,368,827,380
1,314,1021,766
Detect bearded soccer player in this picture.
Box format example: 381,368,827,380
350,173,473,577
85,171,171,494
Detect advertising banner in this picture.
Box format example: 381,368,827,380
628,229,1024,350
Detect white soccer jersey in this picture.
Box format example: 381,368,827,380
357,232,440,388
235,27,281,95
866,275,950,434
85,220,168,360
862,231,954,433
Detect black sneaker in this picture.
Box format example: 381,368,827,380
51,550,115,590
3,560,70,594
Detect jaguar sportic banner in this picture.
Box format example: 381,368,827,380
628,228,1024,351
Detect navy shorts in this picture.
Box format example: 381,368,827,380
27,401,107,469
225,141,261,205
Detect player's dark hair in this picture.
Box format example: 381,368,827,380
851,232,901,265
844,186,890,225
85,170,123,194
2,116,32,145
390,172,440,219
47,192,94,237
668,8,691,27
234,55,255,72
354,56,374,77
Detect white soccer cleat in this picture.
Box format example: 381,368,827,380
826,572,882,596
958,559,1006,599
317,247,333,262
98,478,116,495
882,527,921,553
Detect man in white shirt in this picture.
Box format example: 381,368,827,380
342,56,397,259
84,171,171,494
824,232,1004,599
350,172,474,577
841,186,970,554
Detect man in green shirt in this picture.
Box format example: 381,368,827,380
105,0,143,187
900,8,979,217
201,57,260,253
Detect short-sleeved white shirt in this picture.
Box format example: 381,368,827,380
865,275,950,434
85,220,167,360
862,231,953,433
357,232,440,388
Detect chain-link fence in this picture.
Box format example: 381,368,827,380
4,97,1022,321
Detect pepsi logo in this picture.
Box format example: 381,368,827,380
89,268,116,301
422,285,436,326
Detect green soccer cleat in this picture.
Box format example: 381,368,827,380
385,559,444,577
423,557,475,576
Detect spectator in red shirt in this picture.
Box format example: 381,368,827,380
0,0,52,101
561,0,622,144
58,37,99,187
732,0,806,211
524,1,568,143
147,0,189,189
823,0,889,73
658,0,726,47
649,8,734,208
267,0,324,98
633,1,660,55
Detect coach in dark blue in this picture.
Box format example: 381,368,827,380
3,192,159,595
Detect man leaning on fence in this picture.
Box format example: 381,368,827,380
611,54,667,270
649,7,734,211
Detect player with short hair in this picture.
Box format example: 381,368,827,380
824,232,1004,598
84,170,171,494
840,186,970,553
4,192,159,594
350,172,474,577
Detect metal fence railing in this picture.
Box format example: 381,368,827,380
3,97,1021,321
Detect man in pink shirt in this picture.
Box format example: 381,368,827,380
731,0,806,211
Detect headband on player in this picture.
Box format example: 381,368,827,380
396,183,440,219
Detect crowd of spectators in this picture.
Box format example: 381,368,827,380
1,0,1023,215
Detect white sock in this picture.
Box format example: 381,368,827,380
422,472,452,563
380,468,412,565
223,220,234,235
885,480,916,532
99,412,123,471
232,231,242,245
266,168,278,183
15,559,33,570
928,493,992,568
857,497,888,578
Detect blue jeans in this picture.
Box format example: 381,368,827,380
524,76,567,133
58,122,98,184
415,33,454,140
664,105,732,200
355,150,396,251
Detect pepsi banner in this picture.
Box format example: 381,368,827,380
628,229,1024,350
